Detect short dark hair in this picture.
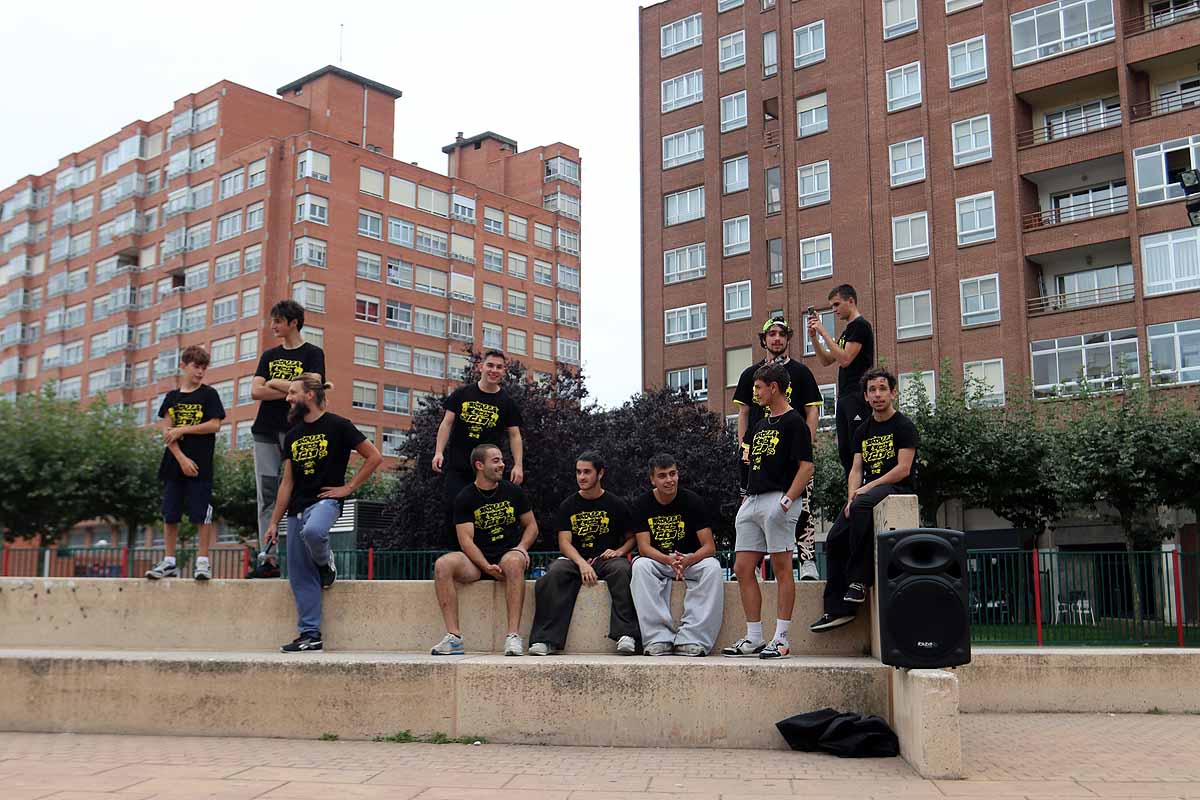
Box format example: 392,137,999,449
828,284,858,304
753,363,790,394
180,345,210,368
861,367,897,393
576,450,606,475
648,452,676,475
482,349,506,362
270,299,306,331
470,443,502,472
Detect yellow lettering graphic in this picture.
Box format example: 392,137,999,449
569,510,611,550
268,359,305,381
168,403,204,427
748,427,780,472
291,434,329,477
861,433,895,478
647,514,685,550
459,400,500,440
475,501,516,542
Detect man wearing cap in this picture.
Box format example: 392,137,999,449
733,316,823,581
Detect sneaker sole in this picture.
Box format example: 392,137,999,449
760,651,791,659
194,575,210,581
844,596,866,604
810,617,855,633
721,650,764,657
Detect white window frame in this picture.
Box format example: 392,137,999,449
960,274,1001,326
664,243,706,284
952,114,992,166
661,69,704,113
949,36,988,88
720,91,748,132
896,290,933,340
664,186,705,226
723,155,749,193
723,215,751,256
892,212,929,262
884,0,919,38
899,371,936,409
661,13,703,57
798,161,830,207
793,20,826,68
956,191,996,245
1010,0,1115,67
1148,318,1200,386
724,280,752,321
1133,134,1200,207
662,125,705,169
796,92,828,137
886,62,923,112
664,303,707,344
719,30,746,71
1140,227,1200,296
889,137,926,186
1030,329,1138,398
800,233,833,280
667,365,709,400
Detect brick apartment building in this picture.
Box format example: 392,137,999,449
0,65,583,465
638,0,1199,433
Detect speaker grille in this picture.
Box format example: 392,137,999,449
884,577,968,661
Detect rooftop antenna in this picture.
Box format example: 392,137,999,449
339,24,344,66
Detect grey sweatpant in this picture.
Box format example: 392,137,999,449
253,431,287,550
631,556,724,654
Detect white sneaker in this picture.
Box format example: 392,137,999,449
616,635,637,655
194,557,211,581
504,633,524,656
721,638,766,657
145,559,177,580
799,560,820,581
528,642,551,656
430,632,465,655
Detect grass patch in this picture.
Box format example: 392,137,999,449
318,733,340,741
1147,707,1166,715
372,730,486,745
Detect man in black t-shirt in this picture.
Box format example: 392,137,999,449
146,345,225,581
809,284,875,476
629,454,724,656
431,443,538,657
266,374,382,652
432,349,524,544
249,299,326,578
529,451,639,656
733,316,823,580
811,368,918,634
725,364,814,659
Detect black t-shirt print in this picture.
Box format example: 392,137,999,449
282,412,366,516
157,384,226,482
733,358,823,440
444,383,523,475
630,488,710,557
746,409,814,496
851,411,919,492
453,480,531,561
836,316,875,396
554,491,632,560
251,342,326,436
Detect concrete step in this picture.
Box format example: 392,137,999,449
0,647,888,749
0,577,872,656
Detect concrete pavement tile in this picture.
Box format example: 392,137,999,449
6,774,151,793
226,766,381,784
1079,783,1200,798
112,778,282,798
410,790,571,800
96,764,250,780
0,759,121,776
786,780,943,796
647,778,793,793
366,769,514,788
566,792,720,800
259,784,425,800
934,781,1098,797
506,774,650,792
34,794,155,800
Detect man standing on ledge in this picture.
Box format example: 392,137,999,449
809,284,874,476
249,300,326,578
432,350,524,544
734,317,823,581
811,368,917,633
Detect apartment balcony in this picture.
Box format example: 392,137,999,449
1124,3,1200,63
1027,280,1136,315
1025,241,1135,322
1016,106,1122,175
1022,193,1130,231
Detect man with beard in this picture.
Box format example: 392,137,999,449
733,317,822,581
265,374,382,653
808,285,875,476
528,451,638,656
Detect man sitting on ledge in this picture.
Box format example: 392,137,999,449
431,443,537,656
811,367,918,633
528,451,639,656
630,453,724,656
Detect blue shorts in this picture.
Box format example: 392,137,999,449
162,479,214,525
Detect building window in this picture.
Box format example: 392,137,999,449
952,115,992,166
248,159,266,188
534,296,553,323
557,299,580,327
386,300,412,331
295,194,328,224
884,0,919,38
358,209,383,239
723,155,750,193
960,274,1000,326
216,211,241,242
533,334,552,361
507,328,527,355
1031,329,1137,397
661,69,703,113
800,233,833,280
210,337,235,368
389,218,415,247
213,294,238,326
483,245,503,273
896,290,933,339
889,137,926,185
798,161,830,207
544,191,581,221
724,280,752,321
508,253,528,279
413,308,446,338
417,186,450,218
723,216,751,256
956,192,996,245
1010,0,1114,67
355,251,382,282
949,36,988,88
793,20,825,68
293,282,325,313
664,187,705,226
665,303,707,344
239,330,257,360
1133,134,1200,206
899,370,935,409
482,323,502,350
508,214,528,241
886,62,922,111
382,429,407,457
768,238,783,286
383,385,411,414
359,166,385,197
415,226,449,257
352,381,378,410
763,30,779,77
663,126,705,169
719,0,744,10
720,91,748,132
719,30,747,71
796,92,828,137
661,13,703,57
355,294,380,324
765,167,782,214
1140,227,1200,295
354,336,380,367
1148,318,1200,386
245,202,264,231
415,266,448,297
384,342,411,372
293,237,326,268
297,150,331,181
558,264,580,291
534,260,553,286
557,227,580,256
892,212,929,262
507,290,527,317
664,243,706,284
533,222,554,250
557,337,581,364
667,366,708,400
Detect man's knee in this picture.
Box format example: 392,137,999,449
631,557,657,581
693,557,722,583
434,553,460,580
732,554,759,580
499,551,527,577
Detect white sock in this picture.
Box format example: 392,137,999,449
774,619,792,642
746,621,763,644
196,556,209,565
163,556,176,566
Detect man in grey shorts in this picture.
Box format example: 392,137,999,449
723,363,815,660
248,299,326,578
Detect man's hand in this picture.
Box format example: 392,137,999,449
432,453,444,474
579,562,598,586
807,315,824,337
163,427,184,444
484,563,503,579
177,456,199,477
596,549,622,561
671,551,688,580
843,501,852,519
319,485,352,499
509,464,524,485
740,444,750,464
265,524,278,545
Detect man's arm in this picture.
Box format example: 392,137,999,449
854,448,916,495
558,530,589,569
431,410,456,472
515,510,538,552
174,418,222,436
681,528,717,568
320,440,383,498
816,328,862,368
634,532,674,566
456,523,493,571
265,460,295,539
844,455,864,516
785,460,815,504
804,405,819,443
250,375,286,401
507,425,524,485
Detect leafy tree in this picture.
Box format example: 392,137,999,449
84,401,162,547
809,428,847,525
1152,399,1200,529
212,446,259,540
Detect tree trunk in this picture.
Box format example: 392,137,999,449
1125,536,1144,626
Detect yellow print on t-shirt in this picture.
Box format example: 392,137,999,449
570,509,611,550
647,514,685,550
291,434,329,476
749,427,781,472
168,403,204,427
861,433,895,478
475,501,516,543
268,358,305,381
459,400,500,439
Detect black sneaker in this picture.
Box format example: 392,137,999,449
843,583,867,604
318,561,336,589
810,613,856,633
247,561,280,579
281,633,323,652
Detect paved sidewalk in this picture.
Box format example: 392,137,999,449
1,713,1198,799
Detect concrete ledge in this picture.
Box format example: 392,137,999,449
0,648,888,748
889,668,963,779
958,648,1200,713
0,577,871,656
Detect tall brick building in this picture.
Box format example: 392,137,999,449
639,0,1199,428
0,66,583,459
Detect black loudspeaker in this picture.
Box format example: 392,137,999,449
876,528,971,669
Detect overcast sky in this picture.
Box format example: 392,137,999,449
0,0,647,408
